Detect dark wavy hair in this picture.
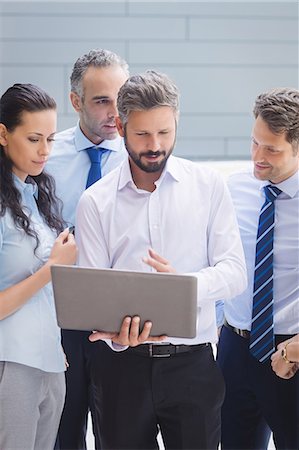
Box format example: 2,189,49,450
0,83,65,250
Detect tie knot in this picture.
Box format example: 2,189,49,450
264,185,282,203
86,146,108,164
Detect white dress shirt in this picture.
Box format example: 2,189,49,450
76,155,247,347
46,123,126,226
224,169,299,334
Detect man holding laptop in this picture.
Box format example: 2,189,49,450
75,70,247,449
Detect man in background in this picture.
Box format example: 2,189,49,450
47,48,128,450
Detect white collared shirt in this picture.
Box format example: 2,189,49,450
76,155,247,347
224,169,299,334
46,123,126,226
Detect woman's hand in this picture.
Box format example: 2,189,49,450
1,229,77,320
48,228,77,266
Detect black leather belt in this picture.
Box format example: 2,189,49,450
224,320,250,339
128,343,209,358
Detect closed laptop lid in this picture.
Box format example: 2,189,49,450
51,265,198,338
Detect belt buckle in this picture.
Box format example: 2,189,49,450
149,343,171,358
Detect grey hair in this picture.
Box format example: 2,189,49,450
117,70,179,125
70,48,129,97
253,87,299,151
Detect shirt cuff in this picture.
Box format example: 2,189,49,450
102,338,129,352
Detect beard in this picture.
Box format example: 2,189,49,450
80,109,117,142
123,132,176,174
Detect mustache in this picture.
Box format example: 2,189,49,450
140,150,166,158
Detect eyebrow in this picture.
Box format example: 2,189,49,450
252,137,280,151
92,95,110,101
261,143,280,150
28,132,56,136
134,128,171,132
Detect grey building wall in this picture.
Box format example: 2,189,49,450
0,1,298,160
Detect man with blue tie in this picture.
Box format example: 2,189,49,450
217,88,299,450
46,49,128,450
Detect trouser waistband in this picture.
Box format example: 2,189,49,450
224,320,250,338
128,343,210,358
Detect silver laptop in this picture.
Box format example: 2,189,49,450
51,265,197,338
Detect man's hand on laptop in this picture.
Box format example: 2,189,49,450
142,248,176,273
89,315,167,346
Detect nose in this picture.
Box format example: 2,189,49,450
252,143,265,161
38,140,51,157
147,135,161,152
108,101,118,119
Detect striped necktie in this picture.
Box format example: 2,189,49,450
249,185,282,363
86,147,109,188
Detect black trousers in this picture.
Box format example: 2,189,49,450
90,341,225,450
217,325,299,450
55,330,101,450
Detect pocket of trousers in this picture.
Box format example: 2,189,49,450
0,361,6,385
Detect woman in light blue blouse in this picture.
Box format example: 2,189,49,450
0,84,77,449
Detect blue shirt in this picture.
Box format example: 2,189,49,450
0,176,65,372
224,169,299,335
46,124,126,225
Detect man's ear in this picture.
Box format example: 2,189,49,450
0,124,8,146
70,92,82,113
115,116,125,137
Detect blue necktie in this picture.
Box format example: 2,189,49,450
85,147,109,188
250,185,282,363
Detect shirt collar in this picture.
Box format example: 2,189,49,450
74,122,123,153
260,169,299,198
163,155,182,182
13,173,38,197
118,154,180,191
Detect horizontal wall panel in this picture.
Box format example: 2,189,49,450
56,114,78,134
130,66,298,114
1,66,65,112
129,41,298,65
1,16,185,40
174,137,226,159
178,114,252,138
1,1,297,162
190,17,297,41
0,41,127,64
128,2,296,18
227,138,252,157
0,2,126,15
